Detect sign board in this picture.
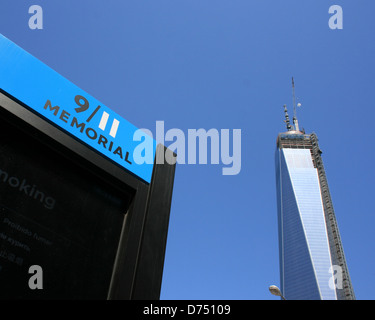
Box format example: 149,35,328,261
0,115,133,299
0,34,156,183
0,34,175,299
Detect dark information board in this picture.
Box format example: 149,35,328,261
0,34,175,300
0,111,133,299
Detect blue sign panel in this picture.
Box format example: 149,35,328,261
0,34,155,183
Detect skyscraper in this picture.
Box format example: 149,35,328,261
274,103,355,300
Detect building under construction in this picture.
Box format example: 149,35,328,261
274,80,355,300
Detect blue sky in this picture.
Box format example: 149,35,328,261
1,1,374,299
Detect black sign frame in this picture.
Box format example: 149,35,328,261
0,90,176,300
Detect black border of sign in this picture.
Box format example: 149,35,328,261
0,90,176,300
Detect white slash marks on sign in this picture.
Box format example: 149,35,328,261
98,111,120,138
73,95,120,138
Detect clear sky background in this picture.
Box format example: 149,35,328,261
1,0,374,300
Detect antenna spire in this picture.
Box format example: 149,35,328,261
292,77,300,132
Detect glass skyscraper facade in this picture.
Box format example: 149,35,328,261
275,109,355,300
